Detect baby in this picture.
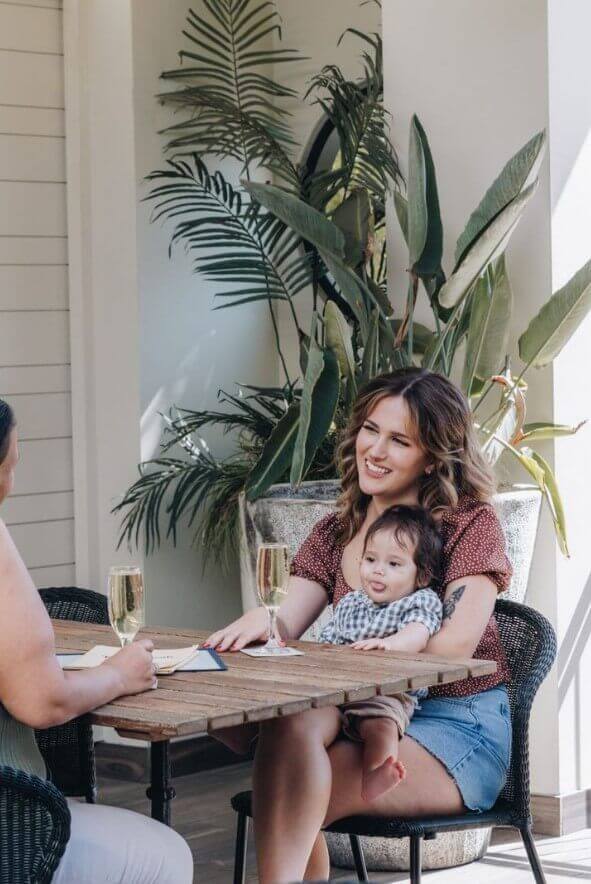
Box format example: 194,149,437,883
319,504,443,801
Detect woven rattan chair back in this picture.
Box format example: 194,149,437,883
35,587,108,802
494,598,557,824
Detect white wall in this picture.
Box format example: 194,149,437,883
383,0,591,798
130,1,278,630
547,0,591,795
0,0,75,586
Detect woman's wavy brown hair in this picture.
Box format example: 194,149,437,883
336,367,496,544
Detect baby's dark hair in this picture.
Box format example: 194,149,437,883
363,504,443,588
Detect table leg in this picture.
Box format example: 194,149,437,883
146,740,176,825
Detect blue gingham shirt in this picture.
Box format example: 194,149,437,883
319,588,443,646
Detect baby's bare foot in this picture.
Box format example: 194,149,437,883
361,758,406,802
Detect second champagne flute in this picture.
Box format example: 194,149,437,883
256,543,289,654
108,565,145,647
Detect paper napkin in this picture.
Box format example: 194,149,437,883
59,644,200,674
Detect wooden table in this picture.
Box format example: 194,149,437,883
54,620,496,825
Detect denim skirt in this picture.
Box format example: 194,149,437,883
405,685,512,812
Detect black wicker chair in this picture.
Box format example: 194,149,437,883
0,764,71,884
231,599,557,884
35,587,109,803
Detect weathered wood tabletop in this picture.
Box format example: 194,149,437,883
53,620,496,740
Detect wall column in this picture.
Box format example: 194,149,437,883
63,0,143,590
383,0,591,829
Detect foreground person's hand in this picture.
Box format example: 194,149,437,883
204,607,284,652
104,639,157,694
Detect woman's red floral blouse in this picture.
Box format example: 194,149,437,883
290,496,512,698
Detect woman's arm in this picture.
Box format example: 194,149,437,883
205,576,328,651
0,521,156,729
424,574,497,659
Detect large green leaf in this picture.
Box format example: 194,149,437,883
324,301,357,391
517,420,586,444
319,250,369,337
530,450,569,556
391,319,434,356
290,343,340,486
361,308,380,382
393,191,408,246
455,130,546,266
331,188,373,267
438,182,538,309
478,371,526,465
518,257,591,367
462,256,512,395
411,116,443,275
365,277,393,318
244,181,345,257
407,115,428,267
245,401,300,500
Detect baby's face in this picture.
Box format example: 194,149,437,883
359,528,418,605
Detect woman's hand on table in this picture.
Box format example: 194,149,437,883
104,639,158,695
204,607,284,652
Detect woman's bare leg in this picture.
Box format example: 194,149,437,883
304,832,330,881
326,734,464,823
252,706,342,884
304,734,464,879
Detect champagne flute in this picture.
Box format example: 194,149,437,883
108,565,145,647
256,543,289,654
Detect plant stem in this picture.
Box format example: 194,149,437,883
267,300,292,389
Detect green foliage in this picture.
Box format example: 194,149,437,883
117,0,589,567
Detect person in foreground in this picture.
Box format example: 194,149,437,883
0,400,193,883
206,367,513,884
318,504,443,801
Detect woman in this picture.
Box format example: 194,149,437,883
0,400,193,884
206,368,513,883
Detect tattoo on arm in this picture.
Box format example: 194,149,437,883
442,585,466,621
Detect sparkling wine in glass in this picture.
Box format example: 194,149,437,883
108,566,145,647
256,543,289,654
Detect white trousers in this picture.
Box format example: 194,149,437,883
52,799,194,884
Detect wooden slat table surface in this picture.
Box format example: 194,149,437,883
53,620,497,742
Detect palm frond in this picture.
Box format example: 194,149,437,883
158,1,303,186
304,34,401,210
114,449,251,569
160,385,291,453
146,155,312,309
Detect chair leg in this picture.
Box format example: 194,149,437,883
409,835,422,884
233,813,249,884
519,825,546,884
349,834,369,882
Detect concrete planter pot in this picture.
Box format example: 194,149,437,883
238,481,541,871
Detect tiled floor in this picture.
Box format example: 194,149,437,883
99,761,591,882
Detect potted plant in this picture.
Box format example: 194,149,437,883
116,1,588,580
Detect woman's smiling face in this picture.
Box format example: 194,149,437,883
355,395,431,506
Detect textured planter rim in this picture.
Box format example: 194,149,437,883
251,479,539,503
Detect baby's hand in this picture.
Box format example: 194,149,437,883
352,638,390,651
